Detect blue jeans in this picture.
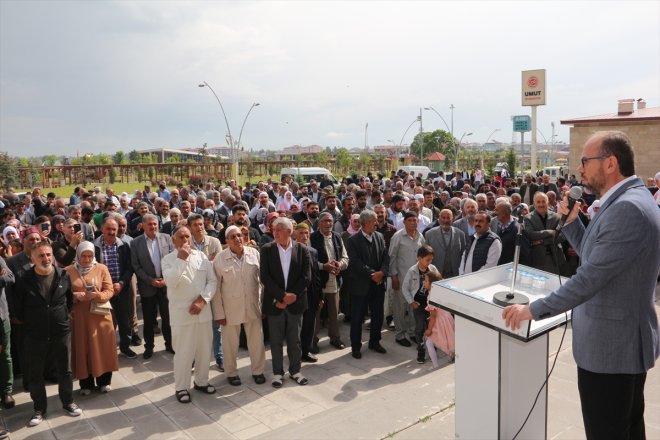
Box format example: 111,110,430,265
212,319,223,363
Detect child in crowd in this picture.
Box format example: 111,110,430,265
401,245,437,364
424,271,455,368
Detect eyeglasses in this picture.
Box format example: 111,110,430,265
580,155,610,167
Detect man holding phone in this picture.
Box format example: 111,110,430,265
51,219,84,267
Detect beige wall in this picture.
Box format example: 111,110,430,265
567,120,660,181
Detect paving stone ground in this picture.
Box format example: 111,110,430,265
2,289,658,440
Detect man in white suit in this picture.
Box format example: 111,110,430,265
161,225,217,404
504,131,660,439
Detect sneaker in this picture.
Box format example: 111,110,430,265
63,403,82,417
100,385,111,393
80,388,91,396
29,411,45,426
130,334,142,347
120,348,137,359
417,353,425,364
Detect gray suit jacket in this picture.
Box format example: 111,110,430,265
523,210,567,274
424,226,465,278
452,217,472,239
530,177,660,374
130,233,174,298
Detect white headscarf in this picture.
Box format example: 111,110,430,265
74,241,97,275
2,226,18,243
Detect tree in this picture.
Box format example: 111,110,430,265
128,149,139,162
43,155,58,166
96,153,112,165
358,152,371,173
409,129,454,162
315,150,329,167
113,150,126,164
505,148,517,176
199,143,209,164
0,152,18,190
335,148,352,174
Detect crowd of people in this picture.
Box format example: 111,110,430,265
0,148,658,435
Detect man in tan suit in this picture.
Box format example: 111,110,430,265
212,226,266,386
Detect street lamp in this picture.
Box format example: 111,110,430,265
424,105,457,169
236,102,261,178
456,132,473,170
198,81,238,179
481,128,500,169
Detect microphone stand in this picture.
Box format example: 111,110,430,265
493,218,530,307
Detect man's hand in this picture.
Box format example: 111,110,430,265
391,275,400,290
177,243,192,260
322,262,335,273
557,193,582,226
188,296,206,315
70,231,84,247
275,301,287,309
216,318,227,326
150,278,165,288
318,299,325,311
411,302,419,310
283,293,297,305
502,305,533,331
113,283,122,295
371,271,385,285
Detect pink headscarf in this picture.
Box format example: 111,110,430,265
347,214,361,236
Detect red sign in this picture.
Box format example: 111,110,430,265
527,77,538,88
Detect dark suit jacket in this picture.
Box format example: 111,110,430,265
519,183,539,205
6,252,32,319
130,233,174,298
260,241,311,316
346,231,389,297
0,257,15,328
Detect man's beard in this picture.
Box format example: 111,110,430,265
308,212,318,220
234,218,247,226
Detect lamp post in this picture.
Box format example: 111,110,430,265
424,105,457,170
457,132,473,170
198,81,237,179
481,128,501,170
236,102,261,179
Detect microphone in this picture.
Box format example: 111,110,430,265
556,186,583,232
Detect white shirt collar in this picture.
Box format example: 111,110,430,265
598,175,637,206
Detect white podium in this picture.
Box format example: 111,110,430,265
429,263,570,440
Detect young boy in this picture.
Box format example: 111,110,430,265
401,245,438,363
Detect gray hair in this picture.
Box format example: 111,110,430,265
142,213,158,224
272,217,293,232
359,209,377,226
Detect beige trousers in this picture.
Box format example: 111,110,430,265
221,318,266,378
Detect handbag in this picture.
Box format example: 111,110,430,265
90,300,113,315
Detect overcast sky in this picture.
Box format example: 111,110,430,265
1,0,658,157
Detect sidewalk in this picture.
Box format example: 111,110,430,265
2,295,659,439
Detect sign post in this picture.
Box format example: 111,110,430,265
512,115,531,173
522,69,546,174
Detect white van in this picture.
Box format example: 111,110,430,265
280,167,339,187
397,166,433,179
543,166,563,183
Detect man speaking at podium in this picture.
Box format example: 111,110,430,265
502,131,660,440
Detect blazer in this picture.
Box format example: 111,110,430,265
0,257,15,326
260,241,311,316
523,210,567,273
519,183,539,205
212,246,262,325
346,231,389,297
530,177,660,374
452,217,473,240
130,233,174,298
424,226,466,278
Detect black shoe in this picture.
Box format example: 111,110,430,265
396,338,412,347
165,345,175,355
252,374,266,384
131,334,142,347
368,343,387,354
216,359,224,372
301,353,318,363
120,348,137,359
1,393,15,409
330,339,346,350
417,350,425,364
351,350,362,359
143,347,153,359
0,429,9,439
409,335,417,344
310,343,320,354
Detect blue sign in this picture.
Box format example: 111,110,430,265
512,115,531,132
